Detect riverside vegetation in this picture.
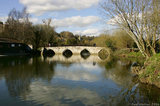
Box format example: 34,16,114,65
0,0,160,88
92,30,160,88
99,0,160,88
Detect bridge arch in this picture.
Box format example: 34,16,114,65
80,49,90,59
80,49,90,55
98,48,109,60
43,49,55,57
63,49,73,58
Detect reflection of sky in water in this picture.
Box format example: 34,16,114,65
54,63,106,82
0,56,160,106
25,81,121,106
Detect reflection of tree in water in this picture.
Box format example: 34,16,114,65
108,77,160,105
101,57,160,105
0,56,56,98
104,57,118,69
33,57,56,81
103,57,133,87
137,83,160,103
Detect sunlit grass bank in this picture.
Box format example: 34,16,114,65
139,53,160,88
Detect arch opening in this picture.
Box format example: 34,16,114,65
80,49,90,59
98,49,109,60
63,49,73,58
43,49,55,57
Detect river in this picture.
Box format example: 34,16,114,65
0,55,159,106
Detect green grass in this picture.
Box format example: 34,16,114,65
127,51,143,57
114,49,143,58
114,49,131,56
114,49,145,65
140,53,160,82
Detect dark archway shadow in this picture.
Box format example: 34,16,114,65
63,49,73,58
80,49,90,59
43,48,55,57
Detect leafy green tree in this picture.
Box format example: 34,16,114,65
31,25,45,50
112,30,135,49
91,34,111,47
67,38,78,45
105,38,116,51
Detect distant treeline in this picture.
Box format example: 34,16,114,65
1,8,151,51
0,8,95,50
92,30,138,51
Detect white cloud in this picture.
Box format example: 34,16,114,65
0,16,41,25
52,16,100,27
74,28,101,36
54,63,102,82
26,81,105,106
107,15,121,25
29,17,40,24
107,13,143,25
0,16,7,23
19,0,100,14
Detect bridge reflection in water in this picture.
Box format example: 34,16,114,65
42,54,108,63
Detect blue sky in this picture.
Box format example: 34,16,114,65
0,0,113,36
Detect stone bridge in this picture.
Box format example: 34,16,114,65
43,46,108,55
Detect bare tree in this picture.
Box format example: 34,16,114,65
4,8,33,43
31,25,45,50
100,0,160,58
42,18,56,46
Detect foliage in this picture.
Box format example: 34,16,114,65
91,34,110,47
112,30,135,49
105,38,116,51
100,0,160,58
0,21,3,35
114,48,144,59
92,29,135,50
3,8,33,43
58,31,78,46
127,52,143,58
67,38,78,45
140,53,160,81
31,25,45,50
42,22,56,46
79,35,94,46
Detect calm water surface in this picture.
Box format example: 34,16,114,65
0,55,160,106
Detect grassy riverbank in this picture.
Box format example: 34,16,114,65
114,49,143,58
139,54,160,88
114,49,160,88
